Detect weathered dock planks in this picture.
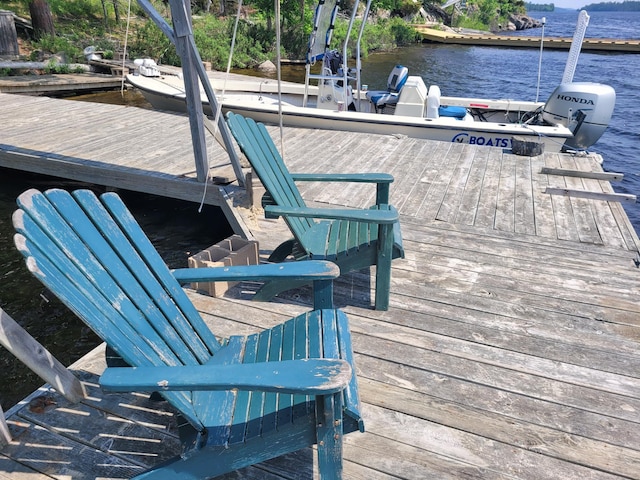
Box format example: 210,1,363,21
0,92,639,479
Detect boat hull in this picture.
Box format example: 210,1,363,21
127,73,571,153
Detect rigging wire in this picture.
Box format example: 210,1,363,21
275,0,285,158
121,0,132,96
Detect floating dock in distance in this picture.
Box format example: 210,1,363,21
413,25,640,53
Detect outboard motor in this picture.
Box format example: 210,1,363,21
324,50,343,76
134,58,161,77
316,50,355,111
542,82,615,150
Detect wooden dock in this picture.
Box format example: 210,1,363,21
414,25,640,53
0,73,126,95
1,93,640,479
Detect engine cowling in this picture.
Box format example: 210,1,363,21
542,82,615,150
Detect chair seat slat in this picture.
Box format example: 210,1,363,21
227,334,258,445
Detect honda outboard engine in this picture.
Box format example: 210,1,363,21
542,82,615,150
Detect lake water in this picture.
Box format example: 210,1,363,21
0,9,638,408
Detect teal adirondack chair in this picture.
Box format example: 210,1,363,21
226,112,404,311
12,188,364,480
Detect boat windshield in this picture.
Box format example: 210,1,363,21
307,0,340,64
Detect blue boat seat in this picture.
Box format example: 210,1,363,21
426,85,468,120
366,65,409,112
439,105,468,119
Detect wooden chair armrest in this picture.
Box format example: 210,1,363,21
100,359,352,395
290,173,392,204
172,260,340,284
290,173,394,184
264,205,399,224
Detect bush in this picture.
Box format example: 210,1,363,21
193,16,271,69
43,59,85,74
30,34,83,62
48,0,99,19
395,0,422,17
129,20,180,66
332,16,419,59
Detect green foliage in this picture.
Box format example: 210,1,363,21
395,0,422,16
0,68,11,77
583,1,640,11
192,16,271,69
128,15,275,70
280,1,317,58
47,0,100,19
128,20,180,66
332,16,419,58
460,0,527,30
370,0,397,11
42,59,86,74
243,0,315,59
30,33,83,62
452,15,489,30
388,17,421,44
525,2,554,11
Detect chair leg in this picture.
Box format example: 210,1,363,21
253,278,309,302
374,226,394,311
268,239,296,262
374,262,391,311
315,393,344,480
375,238,393,310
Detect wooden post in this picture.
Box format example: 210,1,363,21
0,10,19,56
0,405,11,446
0,307,85,404
169,0,209,183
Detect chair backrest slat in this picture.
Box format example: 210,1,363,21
14,194,185,361
226,113,316,242
53,190,213,364
82,190,221,357
13,212,198,420
12,189,232,429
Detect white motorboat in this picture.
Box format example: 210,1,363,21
126,7,615,153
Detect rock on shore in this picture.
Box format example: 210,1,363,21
417,4,543,34
504,13,544,31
